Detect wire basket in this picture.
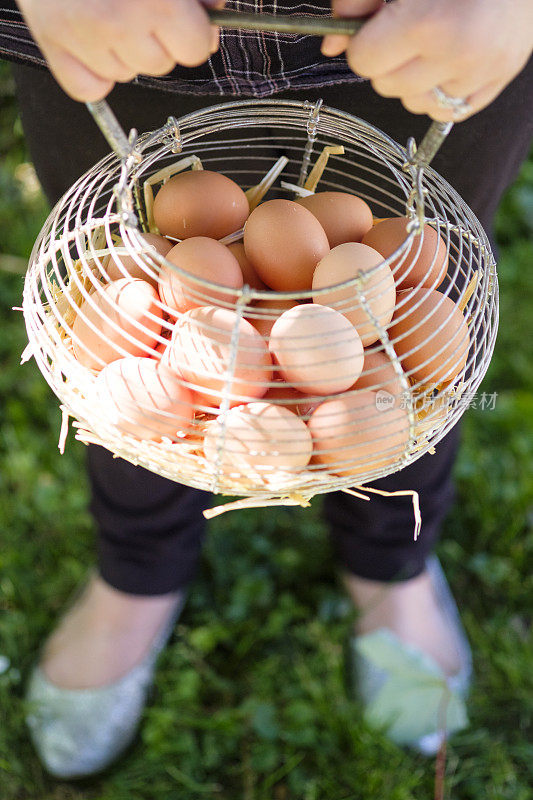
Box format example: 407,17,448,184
22,97,498,512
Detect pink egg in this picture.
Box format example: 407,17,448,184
165,306,272,408
203,402,313,476
72,278,163,370
312,243,396,346
269,304,364,395
308,391,410,478
94,357,195,441
158,237,243,315
103,233,173,288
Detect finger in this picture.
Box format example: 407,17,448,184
370,56,455,100
113,33,176,77
325,0,383,55
401,80,503,122
332,0,384,17
321,34,350,57
40,41,114,102
154,0,216,67
344,1,421,78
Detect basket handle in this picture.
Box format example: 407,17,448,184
206,8,365,36
86,11,453,168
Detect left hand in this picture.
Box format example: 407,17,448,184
322,0,533,121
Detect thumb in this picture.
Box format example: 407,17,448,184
322,0,383,58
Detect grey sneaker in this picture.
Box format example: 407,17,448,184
25,584,184,779
347,556,472,755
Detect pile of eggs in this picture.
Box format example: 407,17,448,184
70,167,470,485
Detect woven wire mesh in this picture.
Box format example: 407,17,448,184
22,99,498,502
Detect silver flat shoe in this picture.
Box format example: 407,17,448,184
348,556,472,755
25,584,184,779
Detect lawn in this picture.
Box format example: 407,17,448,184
0,61,532,800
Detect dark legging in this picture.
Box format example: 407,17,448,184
12,59,533,594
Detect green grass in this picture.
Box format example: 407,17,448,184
0,61,532,799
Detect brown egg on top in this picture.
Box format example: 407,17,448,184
153,170,249,241
362,216,448,290
296,191,373,248
312,242,396,347
158,237,243,316
389,288,470,386
243,199,330,291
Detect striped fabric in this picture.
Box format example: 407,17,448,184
0,1,364,96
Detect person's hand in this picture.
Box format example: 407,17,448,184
16,0,225,102
322,0,533,121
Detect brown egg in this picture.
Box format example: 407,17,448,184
389,288,470,386
247,297,300,339
158,237,243,315
153,170,249,240
352,348,406,398
362,216,448,290
269,304,364,395
227,243,267,290
203,402,313,476
308,391,410,478
263,381,322,418
243,199,329,291
94,357,194,441
312,242,396,346
103,233,173,288
72,278,163,370
165,306,272,408
296,191,373,247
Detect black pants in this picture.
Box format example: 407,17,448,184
12,60,533,595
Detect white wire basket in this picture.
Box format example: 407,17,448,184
22,97,498,514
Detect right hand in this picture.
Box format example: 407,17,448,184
16,0,225,102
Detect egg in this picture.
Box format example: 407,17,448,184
362,216,448,290
247,297,300,339
153,170,249,240
72,278,163,370
203,402,313,476
296,191,373,247
103,233,173,288
352,348,406,398
244,199,330,291
312,242,396,346
308,391,410,478
264,381,322,418
165,306,272,408
94,357,194,441
227,243,267,290
269,304,364,395
158,237,243,315
389,288,470,385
